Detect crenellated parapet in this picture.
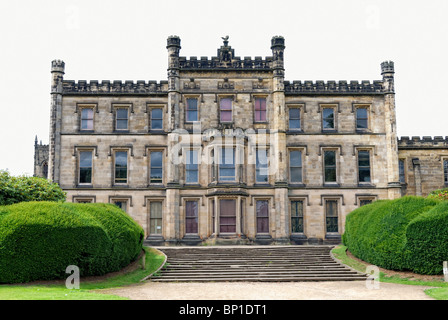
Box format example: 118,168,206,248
284,80,384,95
177,55,273,71
398,136,448,149
62,80,169,95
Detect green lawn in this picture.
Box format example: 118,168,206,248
0,246,166,300
332,245,448,300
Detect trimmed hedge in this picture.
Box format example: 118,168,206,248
405,201,448,274
342,196,443,274
0,201,144,284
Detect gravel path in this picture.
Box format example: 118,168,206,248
101,280,434,300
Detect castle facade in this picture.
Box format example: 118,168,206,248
36,36,448,245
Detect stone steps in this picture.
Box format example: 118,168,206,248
151,246,367,282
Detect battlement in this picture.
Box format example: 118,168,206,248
62,80,169,95
284,80,384,95
398,136,448,148
177,55,273,71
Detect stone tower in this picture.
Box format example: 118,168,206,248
33,136,49,178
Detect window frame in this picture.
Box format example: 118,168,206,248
444,159,448,185
357,149,372,185
184,200,199,235
185,149,200,184
253,97,267,123
289,149,303,184
323,150,338,184
325,199,339,234
114,150,129,185
80,107,94,131
355,105,370,131
115,107,129,131
78,150,93,185
288,105,302,131
321,106,336,131
219,97,233,123
149,107,164,131
255,199,270,234
290,200,305,234
148,200,164,236
218,147,236,182
255,148,269,184
185,97,199,123
149,150,164,185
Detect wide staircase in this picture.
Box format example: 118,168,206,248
151,246,367,282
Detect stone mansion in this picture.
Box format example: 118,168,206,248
34,36,448,245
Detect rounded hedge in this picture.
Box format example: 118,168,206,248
0,201,144,284
343,196,445,274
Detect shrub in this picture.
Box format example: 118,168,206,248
404,201,448,274
343,196,439,272
0,201,144,284
0,170,66,206
427,188,448,201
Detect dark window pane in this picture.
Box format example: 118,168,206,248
151,151,163,167
151,108,163,129
325,200,338,233
356,108,368,129
256,149,268,183
115,151,127,183
79,168,92,184
80,151,92,167
256,200,269,233
323,108,334,129
116,119,128,130
151,120,163,130
219,148,235,181
81,108,94,130
324,151,336,166
187,111,198,122
399,160,406,183
220,110,232,122
360,199,372,207
220,98,232,122
358,151,371,183
444,160,448,183
290,150,302,183
291,201,304,233
324,168,337,182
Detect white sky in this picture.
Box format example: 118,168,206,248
1,0,447,176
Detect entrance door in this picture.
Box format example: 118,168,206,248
219,199,236,233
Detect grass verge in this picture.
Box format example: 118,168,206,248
332,245,448,300
0,246,166,300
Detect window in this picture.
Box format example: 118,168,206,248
116,108,129,130
444,160,448,184
81,108,94,130
289,107,301,130
150,108,163,130
399,159,406,183
150,151,163,184
290,150,303,183
256,200,269,233
322,108,335,130
325,200,338,233
186,150,199,183
149,201,163,235
291,201,304,233
324,151,337,183
254,98,267,122
256,149,269,183
220,98,232,122
356,107,369,130
219,148,235,181
185,201,199,234
114,151,128,184
220,199,236,233
360,199,372,207
186,98,198,122
211,200,215,234
113,200,127,212
358,150,371,183
79,151,92,184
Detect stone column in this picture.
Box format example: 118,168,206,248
382,61,401,199
49,60,65,184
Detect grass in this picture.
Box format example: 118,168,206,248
332,245,448,300
0,246,166,300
